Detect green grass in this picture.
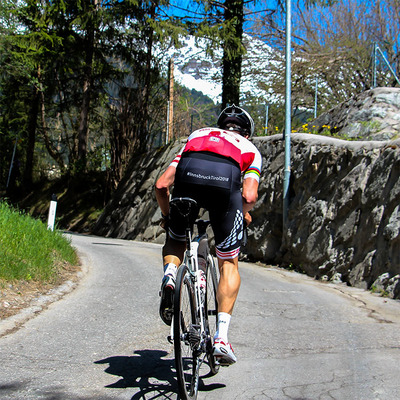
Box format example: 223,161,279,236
0,200,78,283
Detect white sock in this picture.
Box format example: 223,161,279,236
215,312,231,343
164,263,177,278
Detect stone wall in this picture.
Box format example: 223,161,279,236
93,134,400,299
248,134,400,299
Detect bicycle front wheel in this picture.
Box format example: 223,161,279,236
174,264,199,400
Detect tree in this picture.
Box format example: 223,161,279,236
0,0,66,189
166,0,251,109
221,0,245,108
104,0,184,188
368,0,400,86
252,0,400,126
0,0,183,192
76,0,99,170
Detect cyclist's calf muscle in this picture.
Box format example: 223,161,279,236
162,237,185,267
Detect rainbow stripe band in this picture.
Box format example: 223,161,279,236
244,167,261,181
246,167,261,176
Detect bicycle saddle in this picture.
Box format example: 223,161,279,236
170,197,199,223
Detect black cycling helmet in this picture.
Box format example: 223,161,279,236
217,104,255,137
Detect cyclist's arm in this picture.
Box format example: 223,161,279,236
155,144,185,216
155,165,176,217
242,176,259,226
241,144,261,225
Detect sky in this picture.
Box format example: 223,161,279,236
165,0,281,27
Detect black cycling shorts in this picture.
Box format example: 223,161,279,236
169,152,244,260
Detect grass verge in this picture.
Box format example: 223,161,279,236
0,200,78,282
0,200,79,319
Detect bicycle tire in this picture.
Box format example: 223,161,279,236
174,264,200,400
205,254,220,375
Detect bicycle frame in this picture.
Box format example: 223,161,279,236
187,229,208,352
170,197,220,399
169,225,208,355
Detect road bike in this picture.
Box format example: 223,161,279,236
168,197,220,400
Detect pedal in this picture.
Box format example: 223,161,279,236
215,356,235,367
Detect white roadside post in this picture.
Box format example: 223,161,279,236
47,194,58,231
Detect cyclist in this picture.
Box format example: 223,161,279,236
155,104,262,365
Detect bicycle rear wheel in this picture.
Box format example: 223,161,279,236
205,254,220,375
174,264,200,400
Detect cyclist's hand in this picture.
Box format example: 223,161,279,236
244,212,252,227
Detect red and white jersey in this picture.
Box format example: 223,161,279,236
170,127,262,182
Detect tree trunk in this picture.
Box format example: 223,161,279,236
221,0,244,109
23,86,40,190
77,52,93,170
77,0,98,171
109,109,136,190
40,89,66,173
137,2,155,154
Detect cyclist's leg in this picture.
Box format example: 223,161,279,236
211,256,240,365
211,190,243,317
162,236,185,268
216,256,240,315
159,237,186,325
209,190,243,365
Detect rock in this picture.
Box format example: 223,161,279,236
387,275,400,298
331,273,343,284
311,87,400,141
372,273,391,293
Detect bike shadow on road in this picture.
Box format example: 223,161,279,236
95,349,225,399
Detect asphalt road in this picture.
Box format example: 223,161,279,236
1,233,400,399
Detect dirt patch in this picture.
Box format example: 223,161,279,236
0,263,81,320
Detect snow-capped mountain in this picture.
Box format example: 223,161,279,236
162,34,276,104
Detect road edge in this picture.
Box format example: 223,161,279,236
0,248,90,338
